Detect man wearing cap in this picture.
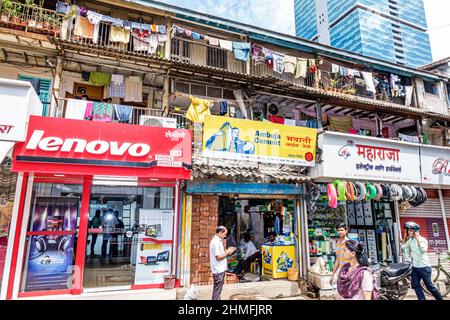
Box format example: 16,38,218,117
401,221,443,300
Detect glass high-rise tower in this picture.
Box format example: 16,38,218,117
294,0,433,67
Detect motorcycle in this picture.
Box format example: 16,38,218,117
370,260,412,300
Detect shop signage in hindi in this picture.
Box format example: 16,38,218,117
420,145,450,185
13,116,192,179
202,115,317,166
313,132,421,183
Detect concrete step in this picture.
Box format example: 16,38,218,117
177,279,302,300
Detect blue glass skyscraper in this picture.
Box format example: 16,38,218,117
294,0,433,67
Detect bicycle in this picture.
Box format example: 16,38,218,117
420,251,450,297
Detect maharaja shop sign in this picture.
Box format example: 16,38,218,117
316,132,422,183
420,145,450,185
12,116,192,179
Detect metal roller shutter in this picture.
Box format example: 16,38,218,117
400,199,443,218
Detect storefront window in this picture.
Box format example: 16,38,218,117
20,182,82,293
84,185,175,289
0,161,17,295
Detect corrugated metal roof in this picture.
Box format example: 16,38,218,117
420,57,450,71
193,157,310,183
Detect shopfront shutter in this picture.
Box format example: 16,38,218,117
400,198,443,218
17,75,52,116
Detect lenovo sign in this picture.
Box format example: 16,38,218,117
26,130,151,157
13,116,192,179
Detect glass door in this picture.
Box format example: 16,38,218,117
20,182,82,293
83,184,175,289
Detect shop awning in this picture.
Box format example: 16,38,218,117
193,158,310,183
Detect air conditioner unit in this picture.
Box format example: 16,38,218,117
139,115,177,128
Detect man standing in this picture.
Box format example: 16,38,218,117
329,223,350,288
210,226,236,300
401,221,443,300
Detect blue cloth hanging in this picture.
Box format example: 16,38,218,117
232,42,251,62
220,101,228,115
114,104,132,123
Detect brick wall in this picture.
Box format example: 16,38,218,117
190,195,219,285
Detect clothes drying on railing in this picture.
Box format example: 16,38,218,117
65,99,88,120
114,105,133,123
110,74,125,98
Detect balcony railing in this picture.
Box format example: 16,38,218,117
170,38,245,73
0,0,61,36
58,99,190,129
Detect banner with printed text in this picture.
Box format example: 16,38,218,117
202,116,317,166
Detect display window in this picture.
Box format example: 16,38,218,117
83,185,175,289
20,182,82,293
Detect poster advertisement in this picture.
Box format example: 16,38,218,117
347,202,356,226
134,209,174,285
202,115,317,166
366,230,378,263
24,197,78,291
355,202,365,226
363,201,373,226
426,219,448,252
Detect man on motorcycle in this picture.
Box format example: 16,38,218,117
400,221,443,300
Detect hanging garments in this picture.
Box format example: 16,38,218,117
56,1,70,15
86,11,103,44
186,95,212,123
81,71,90,82
219,39,233,51
92,102,113,122
205,36,219,47
232,42,251,62
269,115,284,124
262,47,273,68
74,15,94,39
295,58,308,79
110,74,125,98
110,25,131,44
114,104,133,123
272,52,285,74
347,69,361,77
124,76,143,102
361,71,376,93
332,64,340,74
65,99,88,120
84,102,94,120
284,119,296,126
89,72,111,87
220,101,228,115
284,55,297,74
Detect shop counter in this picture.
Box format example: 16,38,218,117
261,244,295,279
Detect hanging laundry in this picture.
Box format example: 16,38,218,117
347,69,360,77
232,42,251,62
84,102,94,120
78,7,88,17
56,1,70,15
296,120,308,127
192,32,202,40
220,101,228,115
186,95,212,123
131,21,151,31
74,15,94,39
405,86,413,107
294,58,308,79
339,66,348,77
86,11,103,44
101,15,123,27
269,115,284,124
132,32,159,54
284,55,297,74
184,29,193,39
92,102,113,122
114,104,132,123
65,99,88,120
151,24,158,33
332,64,340,74
110,74,125,98
361,71,376,93
398,133,420,143
123,20,132,30
124,76,143,102
110,25,131,44
251,44,264,62
159,25,167,34
89,72,111,87
219,39,233,51
262,47,273,68
81,71,90,82
205,36,219,47
272,53,285,74
284,119,296,126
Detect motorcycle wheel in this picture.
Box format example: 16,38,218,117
385,278,410,300
397,278,410,300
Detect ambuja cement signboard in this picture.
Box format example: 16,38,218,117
311,132,422,183
420,144,450,186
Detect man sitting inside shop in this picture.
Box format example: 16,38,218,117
240,233,262,274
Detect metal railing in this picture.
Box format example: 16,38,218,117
170,38,245,73
0,0,61,35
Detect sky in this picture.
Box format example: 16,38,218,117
157,0,450,61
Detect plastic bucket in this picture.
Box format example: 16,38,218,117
287,268,298,281
163,275,176,290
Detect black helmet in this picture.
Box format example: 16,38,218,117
404,221,420,232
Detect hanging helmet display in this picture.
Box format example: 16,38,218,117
373,183,383,201
401,185,413,201
365,184,378,200
354,182,366,201
380,183,391,200
345,181,356,201
389,184,403,201
333,179,347,201
327,183,338,208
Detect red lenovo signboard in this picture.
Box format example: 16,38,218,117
12,116,192,179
